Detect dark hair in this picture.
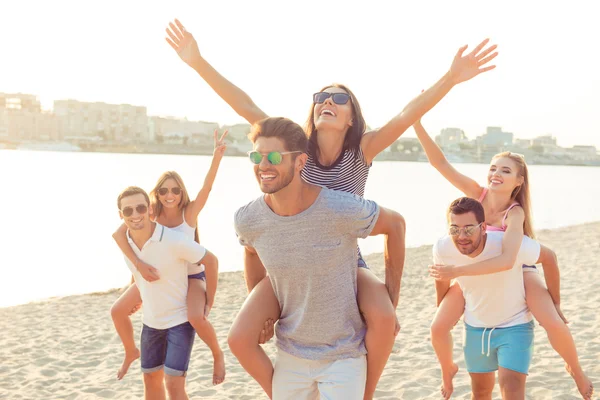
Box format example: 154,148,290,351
248,117,308,154
304,83,366,160
447,197,485,224
117,186,150,210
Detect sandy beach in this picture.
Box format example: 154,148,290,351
1,222,598,399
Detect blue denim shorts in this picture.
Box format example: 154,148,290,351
464,321,534,375
141,322,196,376
188,270,206,280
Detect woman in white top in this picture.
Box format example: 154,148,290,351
110,130,228,385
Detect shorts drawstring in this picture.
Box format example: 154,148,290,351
481,327,497,357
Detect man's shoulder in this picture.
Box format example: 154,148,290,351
319,188,370,211
156,224,190,244
234,196,267,234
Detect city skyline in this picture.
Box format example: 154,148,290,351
2,1,599,147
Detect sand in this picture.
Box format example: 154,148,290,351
1,222,598,399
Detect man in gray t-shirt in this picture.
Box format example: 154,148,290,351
232,117,403,399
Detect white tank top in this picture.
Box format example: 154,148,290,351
168,209,203,275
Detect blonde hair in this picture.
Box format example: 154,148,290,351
492,152,534,238
149,171,199,242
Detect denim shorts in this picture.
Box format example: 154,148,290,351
522,264,537,272
188,270,206,281
463,321,534,375
141,322,196,376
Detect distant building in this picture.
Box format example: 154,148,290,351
532,135,557,147
150,116,219,144
480,126,513,147
0,93,59,141
435,127,468,150
222,123,252,142
54,100,149,143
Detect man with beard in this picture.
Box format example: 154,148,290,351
232,117,404,399
432,197,541,399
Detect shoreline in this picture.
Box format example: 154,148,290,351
3,220,599,311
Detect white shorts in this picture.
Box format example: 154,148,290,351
272,350,366,400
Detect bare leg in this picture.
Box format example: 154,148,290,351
525,273,593,399
469,372,495,400
143,370,166,400
111,284,142,380
187,278,225,386
165,375,188,400
357,267,396,400
430,283,464,399
227,276,280,399
498,367,526,400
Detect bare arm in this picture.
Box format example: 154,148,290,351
536,244,561,305
166,19,268,124
369,206,406,308
413,120,482,199
243,246,267,293
431,208,526,281
112,224,160,281
185,130,228,225
361,39,498,163
199,250,219,309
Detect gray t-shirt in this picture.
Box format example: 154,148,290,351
234,187,380,360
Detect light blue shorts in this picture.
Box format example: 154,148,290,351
463,321,534,375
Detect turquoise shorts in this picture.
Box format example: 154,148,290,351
463,321,534,375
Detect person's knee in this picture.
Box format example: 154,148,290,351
188,311,208,331
472,386,493,398
110,301,126,320
363,301,396,335
227,326,252,356
165,376,185,396
143,372,163,388
430,316,453,340
499,373,524,394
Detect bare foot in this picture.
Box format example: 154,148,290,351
117,348,140,380
566,364,594,400
212,350,226,386
440,363,459,399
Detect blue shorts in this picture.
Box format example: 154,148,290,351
357,255,368,269
522,264,537,271
141,322,196,376
188,271,206,281
464,321,534,375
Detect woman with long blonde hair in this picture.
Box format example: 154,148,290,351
110,130,228,386
415,120,593,400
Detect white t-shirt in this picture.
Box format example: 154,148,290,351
433,231,540,328
125,223,207,329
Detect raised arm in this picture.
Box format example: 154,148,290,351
112,224,160,281
184,130,228,226
165,19,268,124
413,120,482,198
360,39,498,163
368,206,406,309
430,207,525,280
243,246,267,293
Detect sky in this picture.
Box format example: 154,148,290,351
2,0,599,147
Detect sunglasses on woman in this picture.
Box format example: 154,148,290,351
121,204,148,217
248,150,302,165
313,92,351,105
158,187,182,196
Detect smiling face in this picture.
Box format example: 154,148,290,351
487,156,524,195
449,211,486,256
119,193,151,231
253,137,299,194
158,178,182,209
313,86,354,133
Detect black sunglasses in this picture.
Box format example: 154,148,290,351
121,204,148,217
313,92,351,105
158,187,182,196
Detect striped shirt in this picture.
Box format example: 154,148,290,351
301,147,371,197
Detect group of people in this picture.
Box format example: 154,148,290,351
109,18,594,400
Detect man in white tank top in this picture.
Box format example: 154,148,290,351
433,197,541,399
